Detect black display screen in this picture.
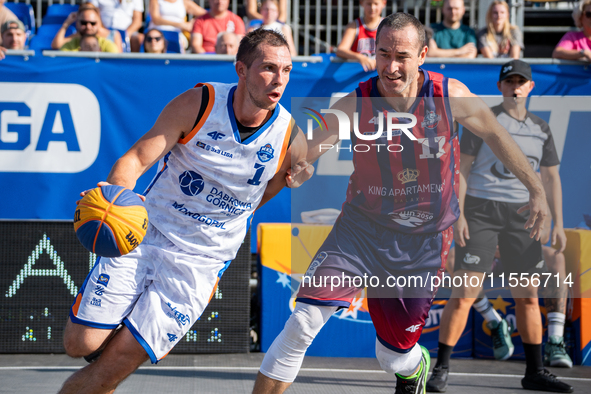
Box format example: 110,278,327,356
0,222,250,354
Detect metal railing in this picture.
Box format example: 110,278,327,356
7,0,578,57
290,0,480,56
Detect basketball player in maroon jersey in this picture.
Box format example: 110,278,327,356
253,12,552,394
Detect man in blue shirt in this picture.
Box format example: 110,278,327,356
429,0,477,58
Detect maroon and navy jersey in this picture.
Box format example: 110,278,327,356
344,69,460,233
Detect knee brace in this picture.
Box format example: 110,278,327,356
375,340,422,376
259,302,337,382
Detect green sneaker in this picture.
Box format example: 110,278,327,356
487,319,514,361
395,346,430,394
544,335,573,368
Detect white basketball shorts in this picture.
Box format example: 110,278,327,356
70,224,229,363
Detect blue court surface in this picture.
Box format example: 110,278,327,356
0,353,589,393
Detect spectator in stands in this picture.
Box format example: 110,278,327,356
215,31,238,54
52,4,122,52
245,0,287,24
428,0,477,58
190,0,245,54
1,20,26,50
0,0,17,46
130,0,206,53
59,6,118,53
79,35,101,51
247,0,296,55
89,0,143,42
142,28,167,53
336,0,385,71
477,0,523,58
552,0,591,62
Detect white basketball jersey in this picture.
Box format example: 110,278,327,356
144,82,292,261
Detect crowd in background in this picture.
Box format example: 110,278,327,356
0,0,590,63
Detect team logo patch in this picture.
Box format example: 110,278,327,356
97,274,110,287
397,168,420,184
165,302,191,328
179,170,205,196
389,210,433,227
304,251,328,278
257,143,275,162
421,110,441,129
463,253,480,265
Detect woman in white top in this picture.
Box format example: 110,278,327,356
477,0,523,58
247,0,296,55
131,0,205,52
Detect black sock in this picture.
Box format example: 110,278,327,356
523,343,544,375
435,342,453,368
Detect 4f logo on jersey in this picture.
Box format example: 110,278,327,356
256,143,275,162
405,324,422,333
207,131,225,140
167,333,178,342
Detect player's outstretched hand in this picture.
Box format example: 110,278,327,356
517,191,548,241
286,160,314,188
453,214,470,247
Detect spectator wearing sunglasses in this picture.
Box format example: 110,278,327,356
553,0,591,62
54,3,121,52
143,28,167,53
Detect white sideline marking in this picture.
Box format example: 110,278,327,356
0,366,589,381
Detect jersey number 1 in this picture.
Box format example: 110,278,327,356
247,163,265,186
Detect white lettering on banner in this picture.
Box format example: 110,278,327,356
0,83,100,173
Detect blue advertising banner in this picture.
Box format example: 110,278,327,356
1,55,590,253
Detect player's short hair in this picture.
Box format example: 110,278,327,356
236,29,290,68
376,12,426,55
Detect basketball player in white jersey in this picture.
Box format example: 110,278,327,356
58,29,309,394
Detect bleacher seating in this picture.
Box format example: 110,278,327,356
161,30,182,53
42,4,79,26
29,24,76,51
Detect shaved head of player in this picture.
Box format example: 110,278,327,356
374,13,427,97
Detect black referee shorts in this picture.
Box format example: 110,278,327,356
454,195,546,275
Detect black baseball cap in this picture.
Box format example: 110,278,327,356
499,59,532,82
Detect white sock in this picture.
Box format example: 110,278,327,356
547,312,565,338
473,296,502,324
